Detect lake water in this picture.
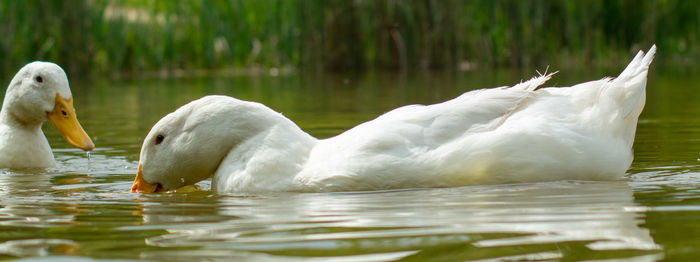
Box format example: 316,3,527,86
1,69,699,261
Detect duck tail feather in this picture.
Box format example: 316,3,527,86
609,45,656,118
511,70,557,91
615,45,656,83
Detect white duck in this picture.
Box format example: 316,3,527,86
0,62,94,168
132,46,656,193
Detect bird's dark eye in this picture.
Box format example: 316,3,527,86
61,110,67,116
35,76,43,83
155,135,165,145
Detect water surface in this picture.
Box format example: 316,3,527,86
1,69,699,261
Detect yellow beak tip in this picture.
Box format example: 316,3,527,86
132,163,159,193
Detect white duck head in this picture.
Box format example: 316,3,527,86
131,95,285,192
1,61,94,151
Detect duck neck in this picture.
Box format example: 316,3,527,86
211,112,318,193
0,104,54,168
0,105,44,132
0,91,45,129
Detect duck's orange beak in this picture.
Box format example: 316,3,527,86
47,94,94,151
131,163,159,193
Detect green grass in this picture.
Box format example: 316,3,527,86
0,0,697,78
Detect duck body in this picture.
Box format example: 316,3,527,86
0,62,94,169
293,85,630,192
133,46,656,193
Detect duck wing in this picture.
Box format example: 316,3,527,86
298,74,554,190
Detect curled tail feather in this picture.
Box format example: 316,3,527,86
510,71,557,92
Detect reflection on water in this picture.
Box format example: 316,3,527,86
0,70,699,260
135,181,660,261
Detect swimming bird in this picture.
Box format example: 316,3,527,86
0,62,94,168
132,45,656,193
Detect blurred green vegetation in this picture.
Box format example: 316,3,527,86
0,0,697,77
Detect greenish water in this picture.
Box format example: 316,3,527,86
1,69,699,261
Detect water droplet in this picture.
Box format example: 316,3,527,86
86,151,92,170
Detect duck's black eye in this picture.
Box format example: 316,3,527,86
35,76,43,83
155,135,165,145
61,110,67,116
